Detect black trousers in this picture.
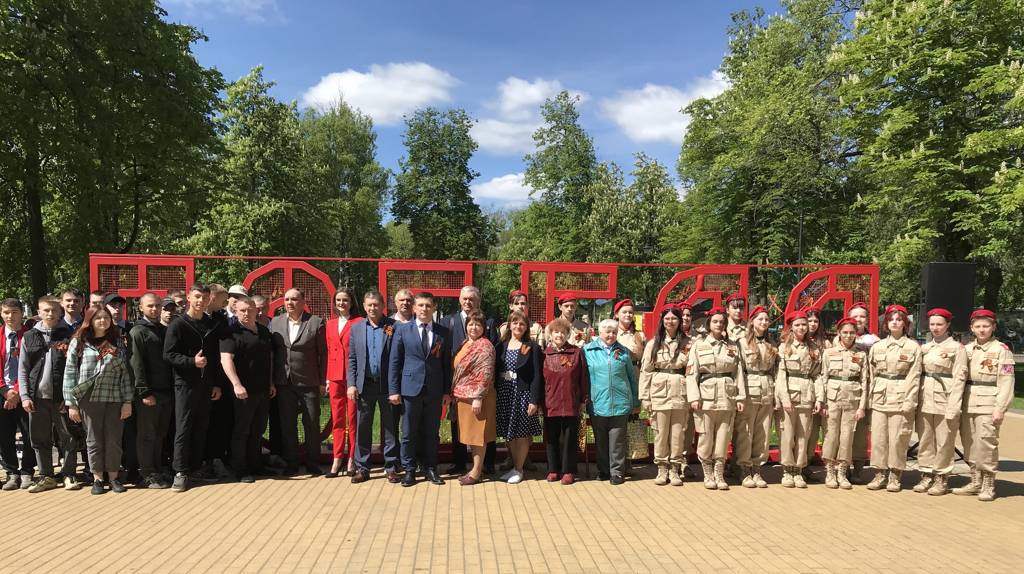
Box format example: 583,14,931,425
231,391,270,476
136,391,174,477
0,405,35,475
277,385,321,470
267,394,283,456
355,390,400,472
205,385,234,463
173,383,212,474
450,419,496,468
401,392,442,471
544,416,579,475
121,411,138,478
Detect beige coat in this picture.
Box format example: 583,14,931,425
639,335,690,411
686,337,746,411
814,345,869,411
738,336,777,407
775,341,822,410
919,337,967,417
867,336,922,414
962,339,1015,416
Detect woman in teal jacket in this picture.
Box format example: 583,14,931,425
583,319,639,484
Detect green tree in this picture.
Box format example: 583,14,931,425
392,107,494,260
1,0,223,298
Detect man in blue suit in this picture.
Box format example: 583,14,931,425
388,291,451,486
347,290,400,484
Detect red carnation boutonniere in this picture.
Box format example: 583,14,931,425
559,354,572,368
98,345,119,361
519,344,529,356
430,342,441,358
50,341,70,355
851,355,862,364
613,349,622,361
383,325,394,337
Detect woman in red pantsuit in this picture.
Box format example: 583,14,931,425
326,288,363,478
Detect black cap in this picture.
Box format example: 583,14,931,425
103,293,126,306
161,297,177,309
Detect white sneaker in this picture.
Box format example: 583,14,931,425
499,469,517,482
506,470,524,485
64,476,82,491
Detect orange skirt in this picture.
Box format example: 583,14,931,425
456,393,497,447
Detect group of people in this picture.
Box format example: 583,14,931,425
0,282,1015,502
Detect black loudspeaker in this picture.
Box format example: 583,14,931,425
921,262,976,332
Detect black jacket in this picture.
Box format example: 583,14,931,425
130,317,173,397
20,324,73,402
163,312,223,388
494,340,544,405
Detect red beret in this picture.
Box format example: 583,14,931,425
707,306,727,317
804,306,821,315
884,304,908,315
926,307,953,321
970,309,997,323
786,310,807,324
850,301,869,312
508,289,527,302
835,317,858,331
725,293,745,304
748,305,769,318
675,301,692,311
613,299,634,315
557,293,577,305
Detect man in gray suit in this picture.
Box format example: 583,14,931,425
270,288,327,475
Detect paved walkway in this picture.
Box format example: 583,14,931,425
4,414,1024,573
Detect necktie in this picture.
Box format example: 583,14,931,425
6,333,17,384
421,323,430,357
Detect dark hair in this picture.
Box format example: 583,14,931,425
804,308,827,348
414,291,434,302
73,307,120,357
167,289,185,298
0,298,23,311
647,306,684,365
880,309,913,338
188,283,211,295
333,287,361,318
363,290,384,304
61,288,84,299
501,310,532,344
465,310,487,331
90,290,106,298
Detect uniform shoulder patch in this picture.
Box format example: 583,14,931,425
1001,363,1015,375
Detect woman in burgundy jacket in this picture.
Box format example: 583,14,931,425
539,317,590,485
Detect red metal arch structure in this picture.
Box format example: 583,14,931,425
519,262,618,325
784,264,880,334
242,260,336,319
643,264,749,337
377,260,474,314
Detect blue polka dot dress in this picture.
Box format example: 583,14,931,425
496,346,542,440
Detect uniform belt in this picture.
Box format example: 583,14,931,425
698,372,732,382
923,371,951,378
828,375,860,382
966,379,996,387
788,372,811,378
654,368,683,375
746,369,771,376
874,373,903,380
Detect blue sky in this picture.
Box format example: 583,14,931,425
162,0,764,210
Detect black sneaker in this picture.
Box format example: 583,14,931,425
240,475,255,484
91,481,107,495
109,479,127,493
171,473,188,492
146,474,170,489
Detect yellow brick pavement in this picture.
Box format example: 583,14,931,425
3,413,1024,573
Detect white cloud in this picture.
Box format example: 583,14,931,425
471,77,588,155
471,173,533,209
164,0,280,22
600,70,729,144
301,62,457,126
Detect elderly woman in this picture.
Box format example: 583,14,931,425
494,311,543,484
540,318,590,485
687,307,745,490
451,310,496,486
639,306,690,486
583,319,640,485
63,308,134,495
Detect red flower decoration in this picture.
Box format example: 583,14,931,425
430,342,441,357
613,349,621,361
519,344,529,356
49,342,69,355
384,325,394,337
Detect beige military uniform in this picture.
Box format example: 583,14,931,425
686,337,746,464
639,335,691,467
815,345,868,464
867,336,921,471
617,329,647,363
564,318,593,348
805,336,833,464
960,339,1015,474
775,341,822,469
734,336,777,468
851,332,881,465
916,337,967,475
499,320,545,347
727,321,746,343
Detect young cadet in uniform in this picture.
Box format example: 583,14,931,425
775,311,822,488
686,306,745,490
803,307,830,479
639,305,690,486
914,308,967,495
847,301,880,483
815,318,868,489
953,309,1015,501
555,294,592,348
613,299,646,366
498,290,545,346
866,304,921,492
676,302,698,477
735,306,777,488
724,294,746,342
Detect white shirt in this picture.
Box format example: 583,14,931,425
415,319,434,348
336,316,348,335
392,312,411,324
288,317,302,343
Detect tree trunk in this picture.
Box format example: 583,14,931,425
983,263,1002,311
23,137,49,301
